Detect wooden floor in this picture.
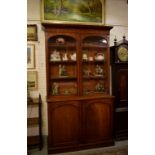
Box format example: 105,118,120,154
28,136,128,155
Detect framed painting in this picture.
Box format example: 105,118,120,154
42,0,105,25
27,44,35,69
27,71,38,90
27,25,38,41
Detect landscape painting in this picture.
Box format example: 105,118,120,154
42,0,104,24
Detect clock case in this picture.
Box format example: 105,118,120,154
110,36,128,140
111,36,128,64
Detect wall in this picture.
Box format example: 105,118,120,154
27,0,128,135
106,0,128,43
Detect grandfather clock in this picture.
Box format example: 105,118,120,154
110,36,128,140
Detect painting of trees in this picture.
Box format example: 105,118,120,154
79,0,102,15
43,0,103,23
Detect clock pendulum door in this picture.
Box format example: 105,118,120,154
110,36,128,140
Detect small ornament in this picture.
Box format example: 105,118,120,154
95,65,104,76
59,65,67,76
62,52,68,61
83,67,91,76
83,89,91,95
95,83,104,92
56,37,65,44
89,57,93,61
95,53,104,61
52,83,59,95
82,51,88,61
64,90,69,95
70,52,76,61
50,50,61,61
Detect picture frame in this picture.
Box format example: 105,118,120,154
27,44,35,69
27,25,37,41
27,71,38,90
42,0,105,25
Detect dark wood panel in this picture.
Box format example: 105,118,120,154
48,101,81,147
42,23,113,33
83,99,113,143
48,139,114,154
111,65,128,140
111,65,128,108
116,68,128,107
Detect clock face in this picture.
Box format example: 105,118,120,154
117,46,128,62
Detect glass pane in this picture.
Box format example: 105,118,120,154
50,82,77,96
83,80,105,95
82,36,107,47
48,35,77,96
82,36,108,96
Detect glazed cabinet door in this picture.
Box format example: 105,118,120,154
48,101,81,150
46,34,79,97
82,99,113,144
81,35,110,96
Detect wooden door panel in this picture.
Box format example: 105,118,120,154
48,101,80,147
116,68,128,107
83,99,113,143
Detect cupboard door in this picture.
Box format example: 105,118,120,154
83,99,113,143
115,66,128,107
113,65,128,140
48,101,80,147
